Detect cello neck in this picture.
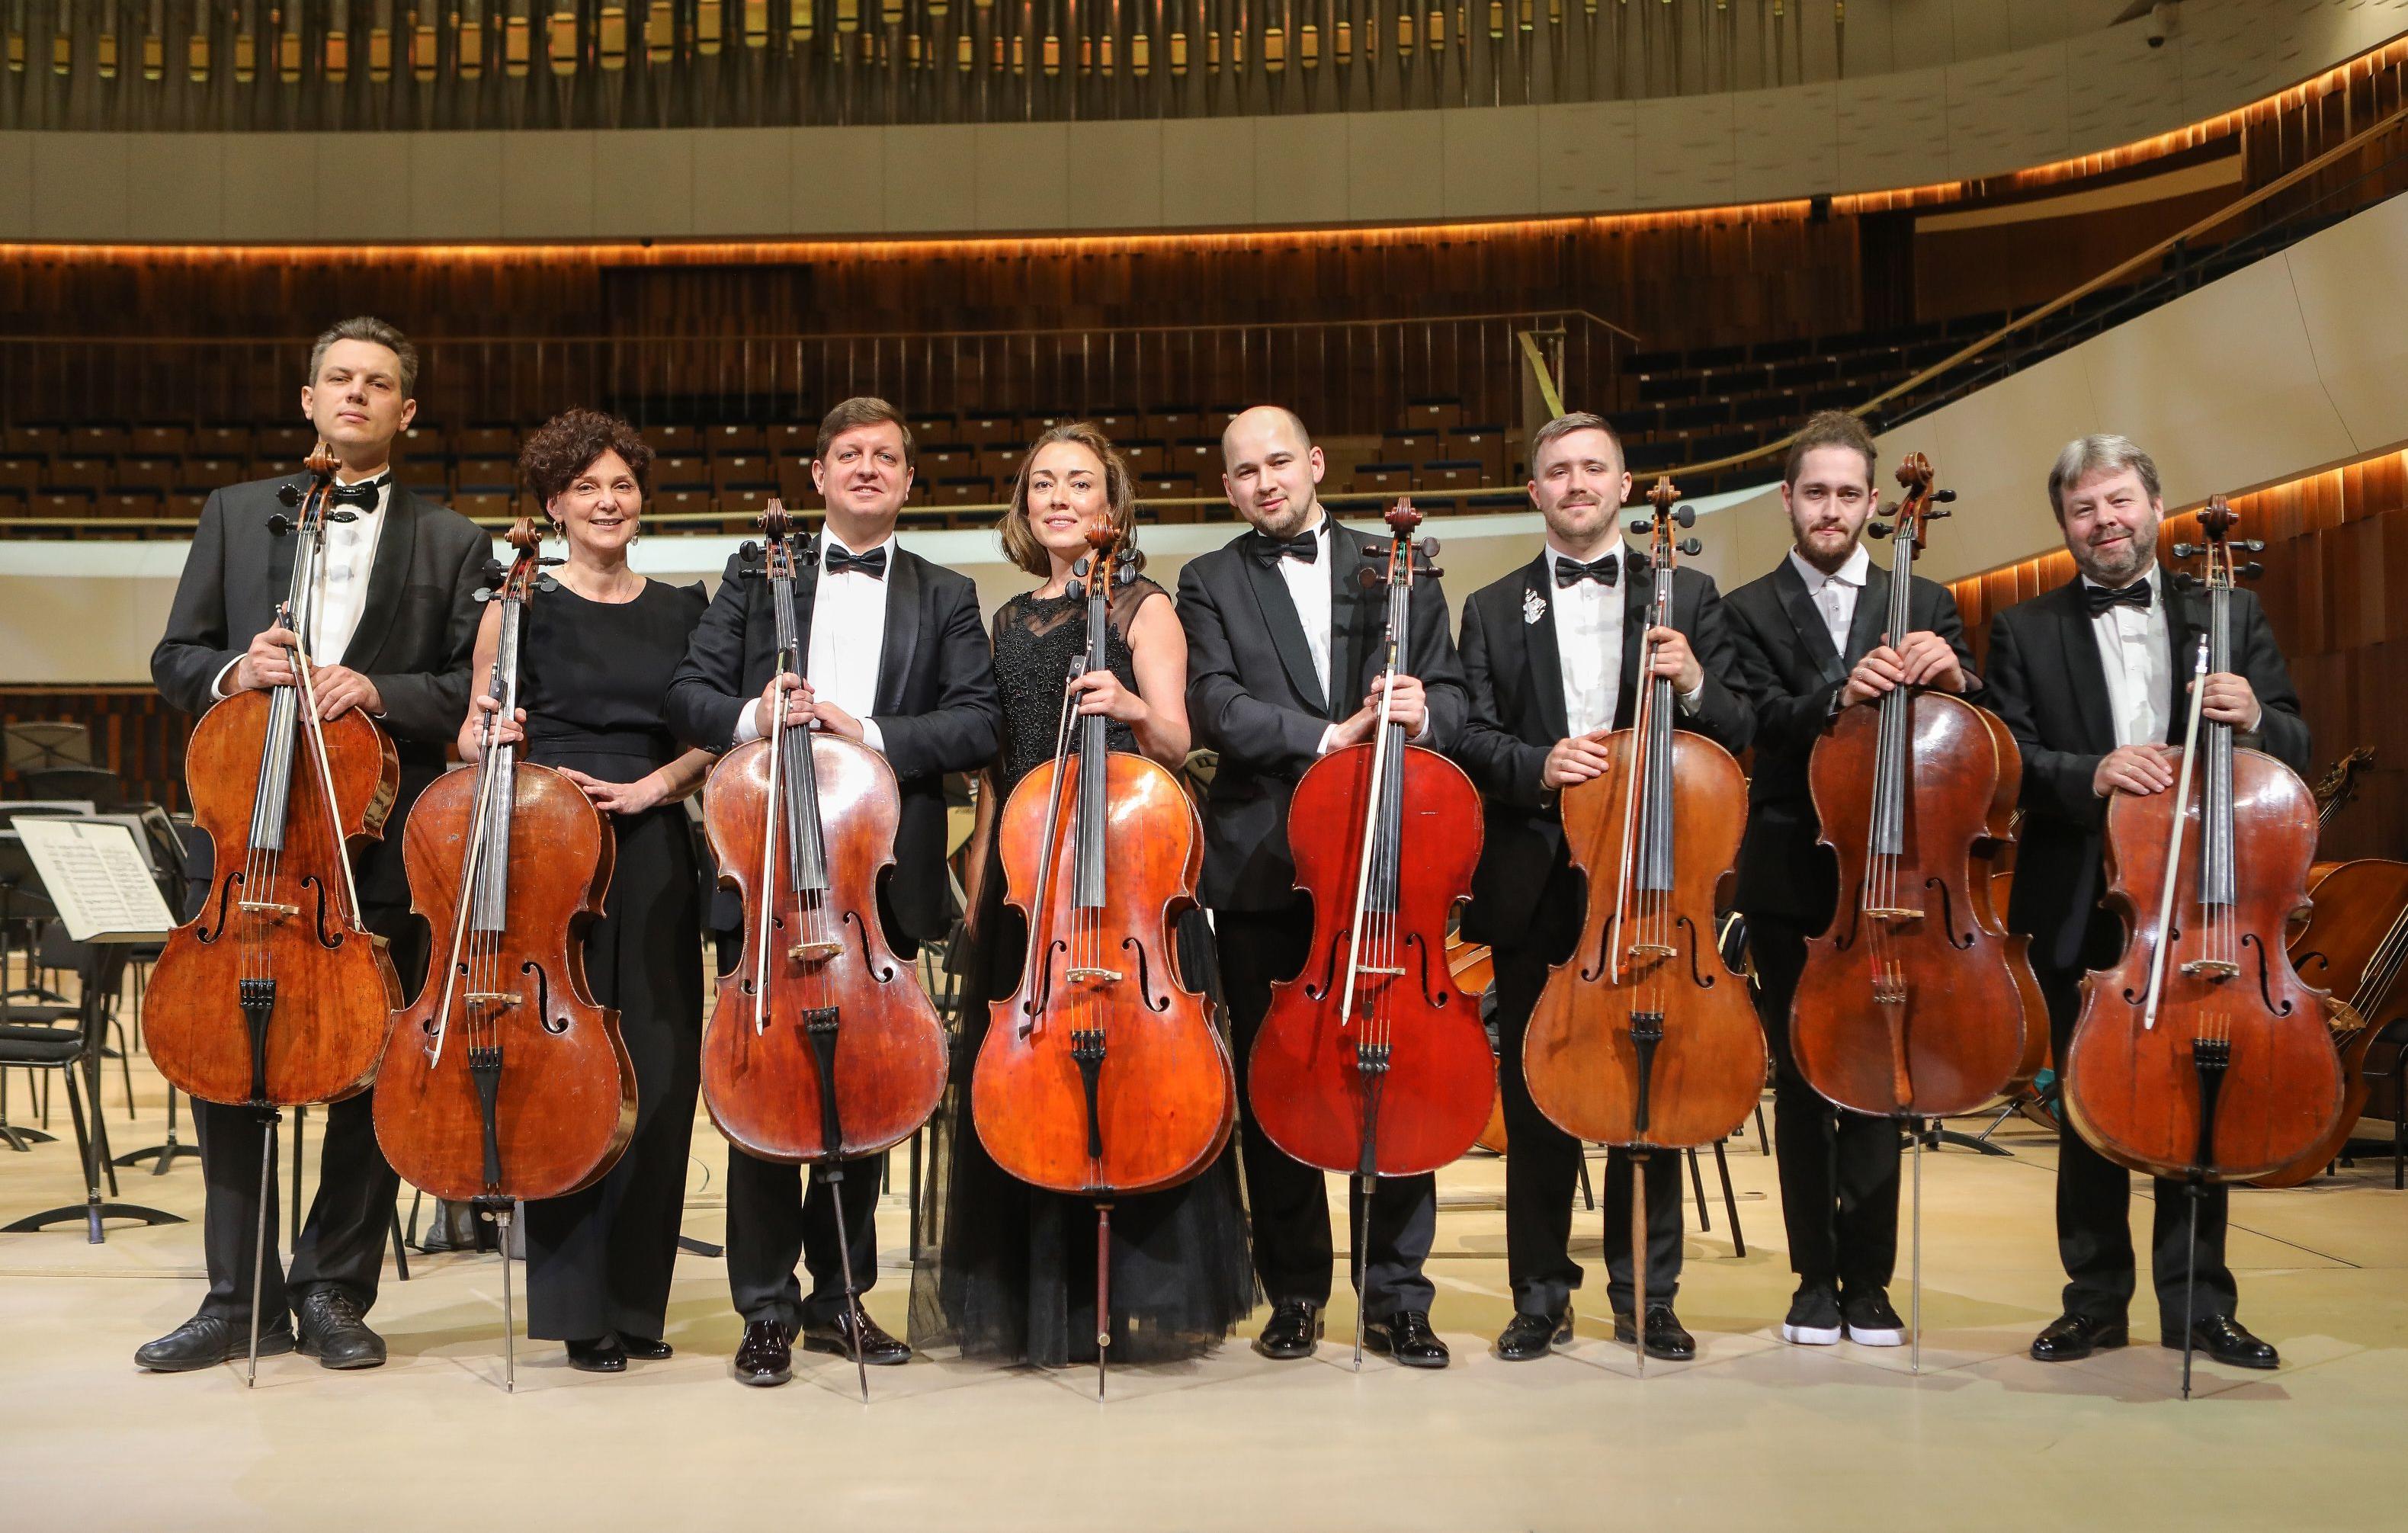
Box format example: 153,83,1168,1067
1636,544,1678,896
2201,545,2238,912
1072,550,1114,912
769,536,832,899
247,470,335,857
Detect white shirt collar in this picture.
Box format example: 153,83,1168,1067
823,529,899,561
1544,534,1625,574
2079,563,2157,594
1788,541,1869,591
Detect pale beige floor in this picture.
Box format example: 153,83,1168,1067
2,1002,2403,1531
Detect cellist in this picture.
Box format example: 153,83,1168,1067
1722,411,1977,1349
1453,412,1751,1363
1179,405,1468,1368
1985,435,2309,1371
142,316,488,1373
663,396,1000,1387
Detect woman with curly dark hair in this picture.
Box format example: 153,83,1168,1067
459,407,714,1373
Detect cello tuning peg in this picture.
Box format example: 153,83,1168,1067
267,513,294,536
537,576,561,592
481,557,506,584
539,556,566,567
1357,566,1381,589
276,483,302,507
1932,488,1958,503
2171,542,2197,559
1627,517,1649,536
1361,543,1386,558
1868,521,1892,539
2241,561,2265,580
1422,564,1446,579
2245,539,2266,553
2171,572,2202,591
1678,537,1702,556
737,540,762,563
1673,506,1696,528
1421,537,1440,557
471,587,497,604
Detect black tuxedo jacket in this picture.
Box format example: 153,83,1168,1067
150,474,489,916
1723,554,1978,925
1178,519,1469,913
663,540,1001,944
1454,550,1753,948
1984,575,2310,974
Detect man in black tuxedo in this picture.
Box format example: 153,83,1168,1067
664,396,1000,1387
1454,412,1752,1362
1986,434,2309,1371
1180,404,1469,1367
142,316,489,1372
1723,411,1977,1351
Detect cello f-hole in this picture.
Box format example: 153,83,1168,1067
842,908,895,983
1924,876,1975,950
2243,932,2294,1016
1121,936,1171,1014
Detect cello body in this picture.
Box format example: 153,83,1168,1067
2251,856,2408,1186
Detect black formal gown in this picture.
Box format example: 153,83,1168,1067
909,576,1257,1366
517,578,710,1344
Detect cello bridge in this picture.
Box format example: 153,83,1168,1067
236,900,300,919
464,991,522,1009
786,939,845,964
1353,965,1406,978
2179,959,2240,980
1865,906,1925,922
1066,966,1124,985
1626,943,1676,963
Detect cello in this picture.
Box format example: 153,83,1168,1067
145,442,402,1386
2253,856,2408,1187
1522,479,1762,1371
373,521,635,1390
1788,454,2043,1364
1250,499,1492,1368
699,502,949,1399
2063,496,2342,1397
973,527,1234,1397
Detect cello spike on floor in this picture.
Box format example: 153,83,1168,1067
1909,1121,1924,1376
245,1110,277,1390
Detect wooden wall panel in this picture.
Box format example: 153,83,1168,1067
1,687,193,812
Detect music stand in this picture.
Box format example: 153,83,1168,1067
0,831,63,1151
4,722,92,773
23,767,122,810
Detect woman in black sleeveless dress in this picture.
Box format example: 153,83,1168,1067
910,422,1255,1367
460,409,713,1373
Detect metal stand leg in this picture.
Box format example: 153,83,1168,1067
2,1063,183,1237
390,1206,410,1281
114,1083,199,1175
1711,1140,1744,1258
1687,1147,1710,1231
1576,1151,1595,1212
1755,1104,1770,1156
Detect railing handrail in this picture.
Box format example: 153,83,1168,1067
1660,98,2408,484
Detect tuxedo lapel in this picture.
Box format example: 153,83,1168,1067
1772,557,1847,688
2161,576,2206,746
782,543,823,678
1237,531,1329,717
1521,556,1570,743
1845,562,1894,667
874,544,923,716
264,477,303,624
1616,554,1653,710
339,486,419,669
2050,580,2118,753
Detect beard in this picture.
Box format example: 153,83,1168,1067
2075,527,2155,585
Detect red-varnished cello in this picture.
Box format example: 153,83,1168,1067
144,442,402,1385
699,502,948,1397
374,521,634,1390
1523,479,1763,1369
2063,496,2342,1397
1251,500,1492,1368
973,527,1234,1396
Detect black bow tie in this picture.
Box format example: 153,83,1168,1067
1554,553,1620,589
2085,579,2152,617
329,476,387,511
822,544,889,580
1254,531,1319,566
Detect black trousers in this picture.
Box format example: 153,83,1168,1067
191,906,425,1324
1748,912,1901,1294
1216,906,1437,1320
1492,940,1682,1319
724,1147,883,1329
2040,964,2236,1326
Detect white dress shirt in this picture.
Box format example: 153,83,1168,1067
733,531,891,753
1788,542,1870,661
1277,515,1335,705
210,470,391,700
1547,539,1626,737
2084,568,2170,749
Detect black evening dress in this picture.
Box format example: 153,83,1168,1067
909,576,1257,1365
517,577,709,1345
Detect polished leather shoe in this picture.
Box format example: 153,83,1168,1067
619,1335,673,1361
1613,1304,1696,1361
733,1318,794,1387
134,1314,296,1372
566,1337,627,1373
2163,1314,2278,1370
799,1308,910,1366
1494,1307,1574,1361
1252,1300,1323,1361
2029,1312,2128,1362
293,1289,387,1370
1364,1309,1451,1369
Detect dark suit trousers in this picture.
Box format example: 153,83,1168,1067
1216,906,1437,1320
192,906,425,1323
2039,964,2237,1326
1749,914,1901,1293
1491,941,1681,1317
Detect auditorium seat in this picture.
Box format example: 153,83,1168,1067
0,457,37,494
455,457,519,497
1169,438,1219,478
711,455,778,499
1444,425,1510,484
989,443,1029,483
1090,406,1140,438
1135,472,1200,521
31,489,94,519
931,476,994,507
454,490,515,520
117,457,178,495
646,423,702,456
960,412,1019,448
917,442,980,479
46,457,111,493
6,425,64,457
191,424,252,458
766,422,814,457
66,425,130,458
653,454,710,492
0,489,24,519
703,424,768,457
453,425,518,457
1120,439,1166,476
1420,460,1484,495
1147,406,1204,441
130,425,189,456
252,425,314,460
1356,463,1412,495
177,457,244,495
1403,397,1465,432
96,490,162,521
399,424,449,460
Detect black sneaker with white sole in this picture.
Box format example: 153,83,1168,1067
1779,1284,1842,1345
1842,1288,1906,1347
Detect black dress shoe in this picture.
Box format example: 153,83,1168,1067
1495,1307,1574,1361
2029,1312,2128,1362
733,1318,794,1387
619,1335,673,1361
293,1289,387,1370
134,1314,297,1373
1613,1304,1696,1361
2163,1314,2278,1370
1253,1300,1323,1361
799,1308,911,1365
566,1337,628,1373
1364,1310,1451,1369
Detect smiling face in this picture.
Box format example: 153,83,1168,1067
1780,444,1876,573
2059,464,2163,585
300,338,415,462
1023,439,1111,568
1220,406,1326,540
1528,426,1631,552
547,448,641,559
810,419,914,544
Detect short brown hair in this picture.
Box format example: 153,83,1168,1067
998,422,1143,578
308,316,418,398
1529,411,1624,472
816,396,915,467
520,408,653,508
2047,434,2161,521
1783,409,1878,489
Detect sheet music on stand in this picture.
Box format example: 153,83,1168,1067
12,817,175,943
